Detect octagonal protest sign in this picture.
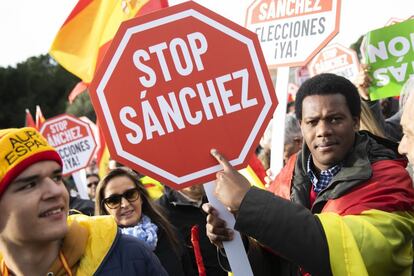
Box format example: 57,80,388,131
90,1,277,189
307,43,360,82
40,114,97,176
245,0,341,67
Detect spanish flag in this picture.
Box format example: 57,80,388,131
140,175,164,200
96,119,110,179
239,154,266,190
240,165,265,190
317,160,414,275
35,105,46,130
272,156,414,275
50,0,168,83
25,109,36,129
68,81,88,104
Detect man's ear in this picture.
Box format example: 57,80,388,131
353,116,361,131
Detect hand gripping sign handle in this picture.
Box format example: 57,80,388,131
204,181,254,276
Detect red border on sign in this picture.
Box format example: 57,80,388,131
245,0,341,68
39,114,97,176
90,1,277,189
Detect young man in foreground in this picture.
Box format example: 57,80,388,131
0,127,167,275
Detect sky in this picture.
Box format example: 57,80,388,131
0,0,412,68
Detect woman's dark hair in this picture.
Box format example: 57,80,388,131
95,168,179,250
295,73,361,120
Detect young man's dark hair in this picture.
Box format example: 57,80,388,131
295,73,361,120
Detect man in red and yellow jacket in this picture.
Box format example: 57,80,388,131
204,73,414,276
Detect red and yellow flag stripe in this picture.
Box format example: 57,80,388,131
50,0,168,83
318,160,414,275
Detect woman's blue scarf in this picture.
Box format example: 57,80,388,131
121,214,158,251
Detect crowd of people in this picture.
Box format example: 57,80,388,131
1,71,414,275
2,21,414,276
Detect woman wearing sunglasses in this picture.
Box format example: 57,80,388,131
95,168,194,276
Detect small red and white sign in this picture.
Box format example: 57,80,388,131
307,43,360,82
294,66,311,85
40,114,97,175
79,116,100,160
245,0,341,67
90,1,277,189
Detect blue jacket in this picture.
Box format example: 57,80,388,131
68,215,168,276
96,230,167,275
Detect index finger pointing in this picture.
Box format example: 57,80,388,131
210,149,232,171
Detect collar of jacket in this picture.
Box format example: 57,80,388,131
291,131,404,213
68,215,118,275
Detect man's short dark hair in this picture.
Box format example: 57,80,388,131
295,73,361,121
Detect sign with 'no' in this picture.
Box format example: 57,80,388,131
245,0,341,67
40,114,97,175
90,1,277,189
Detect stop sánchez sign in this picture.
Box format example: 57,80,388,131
40,114,97,176
90,1,277,189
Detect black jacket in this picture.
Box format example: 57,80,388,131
158,188,227,276
235,132,406,276
154,226,195,276
69,196,94,216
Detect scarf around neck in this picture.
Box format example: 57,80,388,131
120,214,158,251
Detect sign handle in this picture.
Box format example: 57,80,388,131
204,181,253,276
72,169,89,200
270,66,290,176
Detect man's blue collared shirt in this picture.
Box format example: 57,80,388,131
307,155,342,193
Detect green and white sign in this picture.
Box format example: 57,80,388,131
363,19,414,100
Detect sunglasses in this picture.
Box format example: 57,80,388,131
102,188,140,209
87,181,99,188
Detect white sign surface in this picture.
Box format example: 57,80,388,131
245,0,341,67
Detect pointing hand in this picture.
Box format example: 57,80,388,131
210,149,251,213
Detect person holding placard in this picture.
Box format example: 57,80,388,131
204,74,414,275
355,64,403,142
